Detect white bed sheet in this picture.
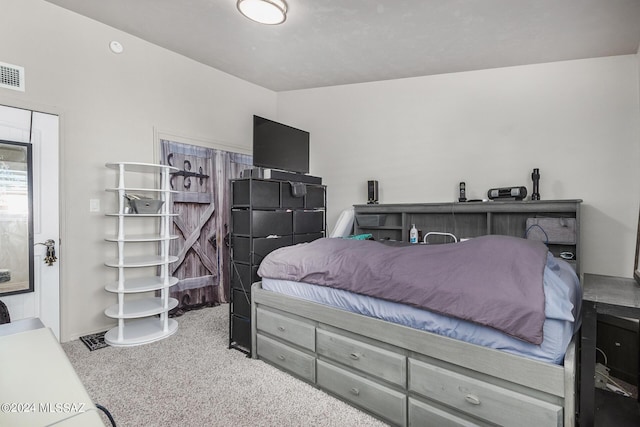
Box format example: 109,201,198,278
261,254,581,365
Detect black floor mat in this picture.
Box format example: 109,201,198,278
79,331,108,351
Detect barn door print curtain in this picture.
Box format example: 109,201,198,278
160,139,251,315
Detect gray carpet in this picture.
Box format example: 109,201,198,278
62,305,388,426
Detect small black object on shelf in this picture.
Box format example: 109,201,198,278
367,180,379,204
531,168,540,200
487,186,527,201
458,182,467,202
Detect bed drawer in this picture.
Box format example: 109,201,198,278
256,308,315,351
317,360,406,426
257,334,316,382
408,358,562,427
408,397,484,427
316,329,406,387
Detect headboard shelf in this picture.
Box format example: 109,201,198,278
354,199,582,275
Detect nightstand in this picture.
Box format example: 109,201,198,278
579,273,640,426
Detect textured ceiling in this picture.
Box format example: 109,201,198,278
44,0,640,91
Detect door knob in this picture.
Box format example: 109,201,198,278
35,239,57,266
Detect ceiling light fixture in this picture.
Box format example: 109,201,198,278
237,0,287,25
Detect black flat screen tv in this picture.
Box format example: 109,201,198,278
253,115,309,174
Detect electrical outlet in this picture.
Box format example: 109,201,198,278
594,363,610,390
89,199,100,213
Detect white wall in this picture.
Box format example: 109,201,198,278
0,0,277,341
278,56,640,278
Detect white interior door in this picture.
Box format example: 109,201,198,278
0,105,60,339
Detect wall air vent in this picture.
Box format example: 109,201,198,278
0,61,25,92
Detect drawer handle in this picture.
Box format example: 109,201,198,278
277,354,286,361
277,326,286,332
350,387,360,396
465,394,481,405
349,352,361,360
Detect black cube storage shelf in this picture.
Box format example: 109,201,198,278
229,177,326,354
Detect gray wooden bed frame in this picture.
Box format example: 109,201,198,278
251,281,576,427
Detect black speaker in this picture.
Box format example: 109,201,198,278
367,180,379,204
487,186,527,200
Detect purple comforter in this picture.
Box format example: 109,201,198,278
257,235,549,344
